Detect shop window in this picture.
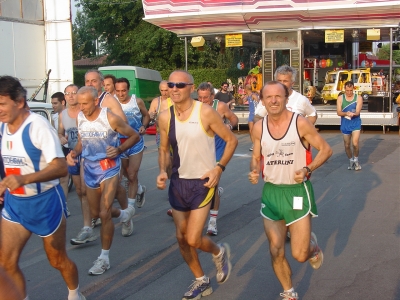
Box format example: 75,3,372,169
0,0,43,21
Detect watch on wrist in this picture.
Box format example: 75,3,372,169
217,163,225,172
303,166,312,176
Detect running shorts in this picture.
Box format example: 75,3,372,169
2,184,67,237
83,157,121,189
260,180,318,226
120,136,145,159
169,173,215,212
67,154,81,176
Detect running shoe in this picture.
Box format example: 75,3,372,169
70,227,97,245
309,232,324,270
136,185,147,208
78,292,86,300
65,205,71,217
347,159,355,170
280,291,299,300
182,278,213,300
122,205,135,237
217,187,224,197
167,209,173,217
207,219,218,236
88,258,110,275
354,161,362,171
249,145,253,151
91,218,101,228
212,243,232,284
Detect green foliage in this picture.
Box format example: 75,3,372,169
73,69,86,87
377,44,400,64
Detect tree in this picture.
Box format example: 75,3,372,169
377,43,400,64
72,10,97,60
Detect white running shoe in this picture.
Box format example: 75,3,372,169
207,219,218,236
217,187,224,197
354,161,362,171
136,185,147,208
348,159,355,170
122,205,135,237
70,227,97,245
88,258,110,275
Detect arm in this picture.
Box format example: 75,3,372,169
66,132,82,166
248,120,262,184
103,94,128,122
301,96,318,124
354,95,363,116
156,110,171,190
137,98,151,134
148,97,158,120
336,95,346,117
57,112,68,145
218,102,238,128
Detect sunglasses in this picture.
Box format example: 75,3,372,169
167,82,193,89
64,91,77,95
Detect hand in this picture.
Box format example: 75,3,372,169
106,146,120,159
66,150,78,166
157,171,168,190
59,136,68,145
138,125,146,135
0,175,24,195
149,111,157,120
294,168,307,183
248,169,259,184
201,167,222,188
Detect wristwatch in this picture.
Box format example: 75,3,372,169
303,166,312,176
217,163,226,172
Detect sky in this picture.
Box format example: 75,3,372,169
71,0,78,23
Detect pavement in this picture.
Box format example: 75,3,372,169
7,128,400,300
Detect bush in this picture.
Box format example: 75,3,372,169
73,69,86,87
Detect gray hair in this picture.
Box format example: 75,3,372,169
274,65,297,83
77,86,98,99
197,82,215,95
85,69,104,81
169,70,194,84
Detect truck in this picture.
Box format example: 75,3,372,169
0,0,73,101
98,66,162,106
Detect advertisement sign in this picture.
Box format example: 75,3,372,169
325,30,344,43
226,34,243,47
367,29,380,40
264,31,298,49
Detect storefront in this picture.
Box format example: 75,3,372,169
142,0,400,130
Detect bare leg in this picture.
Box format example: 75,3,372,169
351,130,361,157
59,174,69,199
72,174,91,227
126,151,143,199
342,134,353,158
0,266,24,300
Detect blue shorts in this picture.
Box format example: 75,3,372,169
168,174,215,212
120,137,145,159
83,158,121,189
68,155,81,176
2,185,67,237
248,112,255,122
340,117,361,135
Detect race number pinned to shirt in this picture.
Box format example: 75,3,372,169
5,168,25,195
293,197,303,210
99,158,116,171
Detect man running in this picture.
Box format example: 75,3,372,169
67,86,139,275
115,77,150,208
58,84,97,245
197,82,238,236
249,81,332,300
157,71,238,299
241,84,259,151
0,76,85,300
103,74,117,98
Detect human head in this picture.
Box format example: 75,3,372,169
274,65,297,92
64,84,79,106
115,77,130,102
197,82,215,105
103,74,116,94
159,80,169,99
221,82,229,92
168,70,194,104
245,84,252,93
344,81,355,96
84,69,104,94
260,81,289,116
51,92,66,113
0,76,28,123
77,86,99,117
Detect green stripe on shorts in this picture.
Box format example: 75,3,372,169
260,181,318,226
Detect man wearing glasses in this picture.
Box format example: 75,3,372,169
59,84,97,246
157,71,238,299
214,82,234,109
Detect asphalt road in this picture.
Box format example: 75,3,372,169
8,129,400,300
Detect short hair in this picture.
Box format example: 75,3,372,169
274,65,297,83
169,70,194,84
0,76,27,103
159,80,168,89
260,81,289,100
77,86,98,99
64,84,79,92
344,81,355,88
104,74,116,84
221,82,228,86
197,82,215,95
115,77,130,90
85,69,104,81
51,92,66,104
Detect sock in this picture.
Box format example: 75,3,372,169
354,156,358,162
196,275,208,282
284,287,294,293
68,285,80,300
128,198,135,207
213,245,223,258
119,209,127,222
99,249,110,261
137,183,143,194
209,210,218,222
24,297,29,300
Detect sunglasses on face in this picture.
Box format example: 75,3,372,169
167,82,193,89
65,91,77,95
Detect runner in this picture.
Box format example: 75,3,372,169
66,86,139,275
115,77,150,208
197,82,238,236
157,71,238,299
0,76,85,300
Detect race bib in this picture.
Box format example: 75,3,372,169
99,158,116,171
293,196,303,210
5,168,25,195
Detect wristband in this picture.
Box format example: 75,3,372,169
227,124,233,130
303,166,312,176
217,163,225,172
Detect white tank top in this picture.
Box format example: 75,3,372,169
119,94,142,134
261,113,311,184
169,101,215,179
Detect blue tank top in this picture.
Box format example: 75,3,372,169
212,100,226,162
247,93,258,115
340,94,361,131
119,95,142,138
78,108,119,161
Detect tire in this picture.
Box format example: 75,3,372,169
68,174,73,192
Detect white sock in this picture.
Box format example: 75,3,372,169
119,209,127,222
284,287,294,293
209,210,218,222
128,198,135,207
213,245,223,258
354,156,358,162
196,275,207,282
137,183,143,194
68,285,80,300
99,249,109,261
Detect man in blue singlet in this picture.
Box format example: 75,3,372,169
336,81,363,171
67,86,140,275
0,76,85,300
157,71,238,299
197,82,238,236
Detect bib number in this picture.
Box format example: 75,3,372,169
99,158,116,171
5,168,25,195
